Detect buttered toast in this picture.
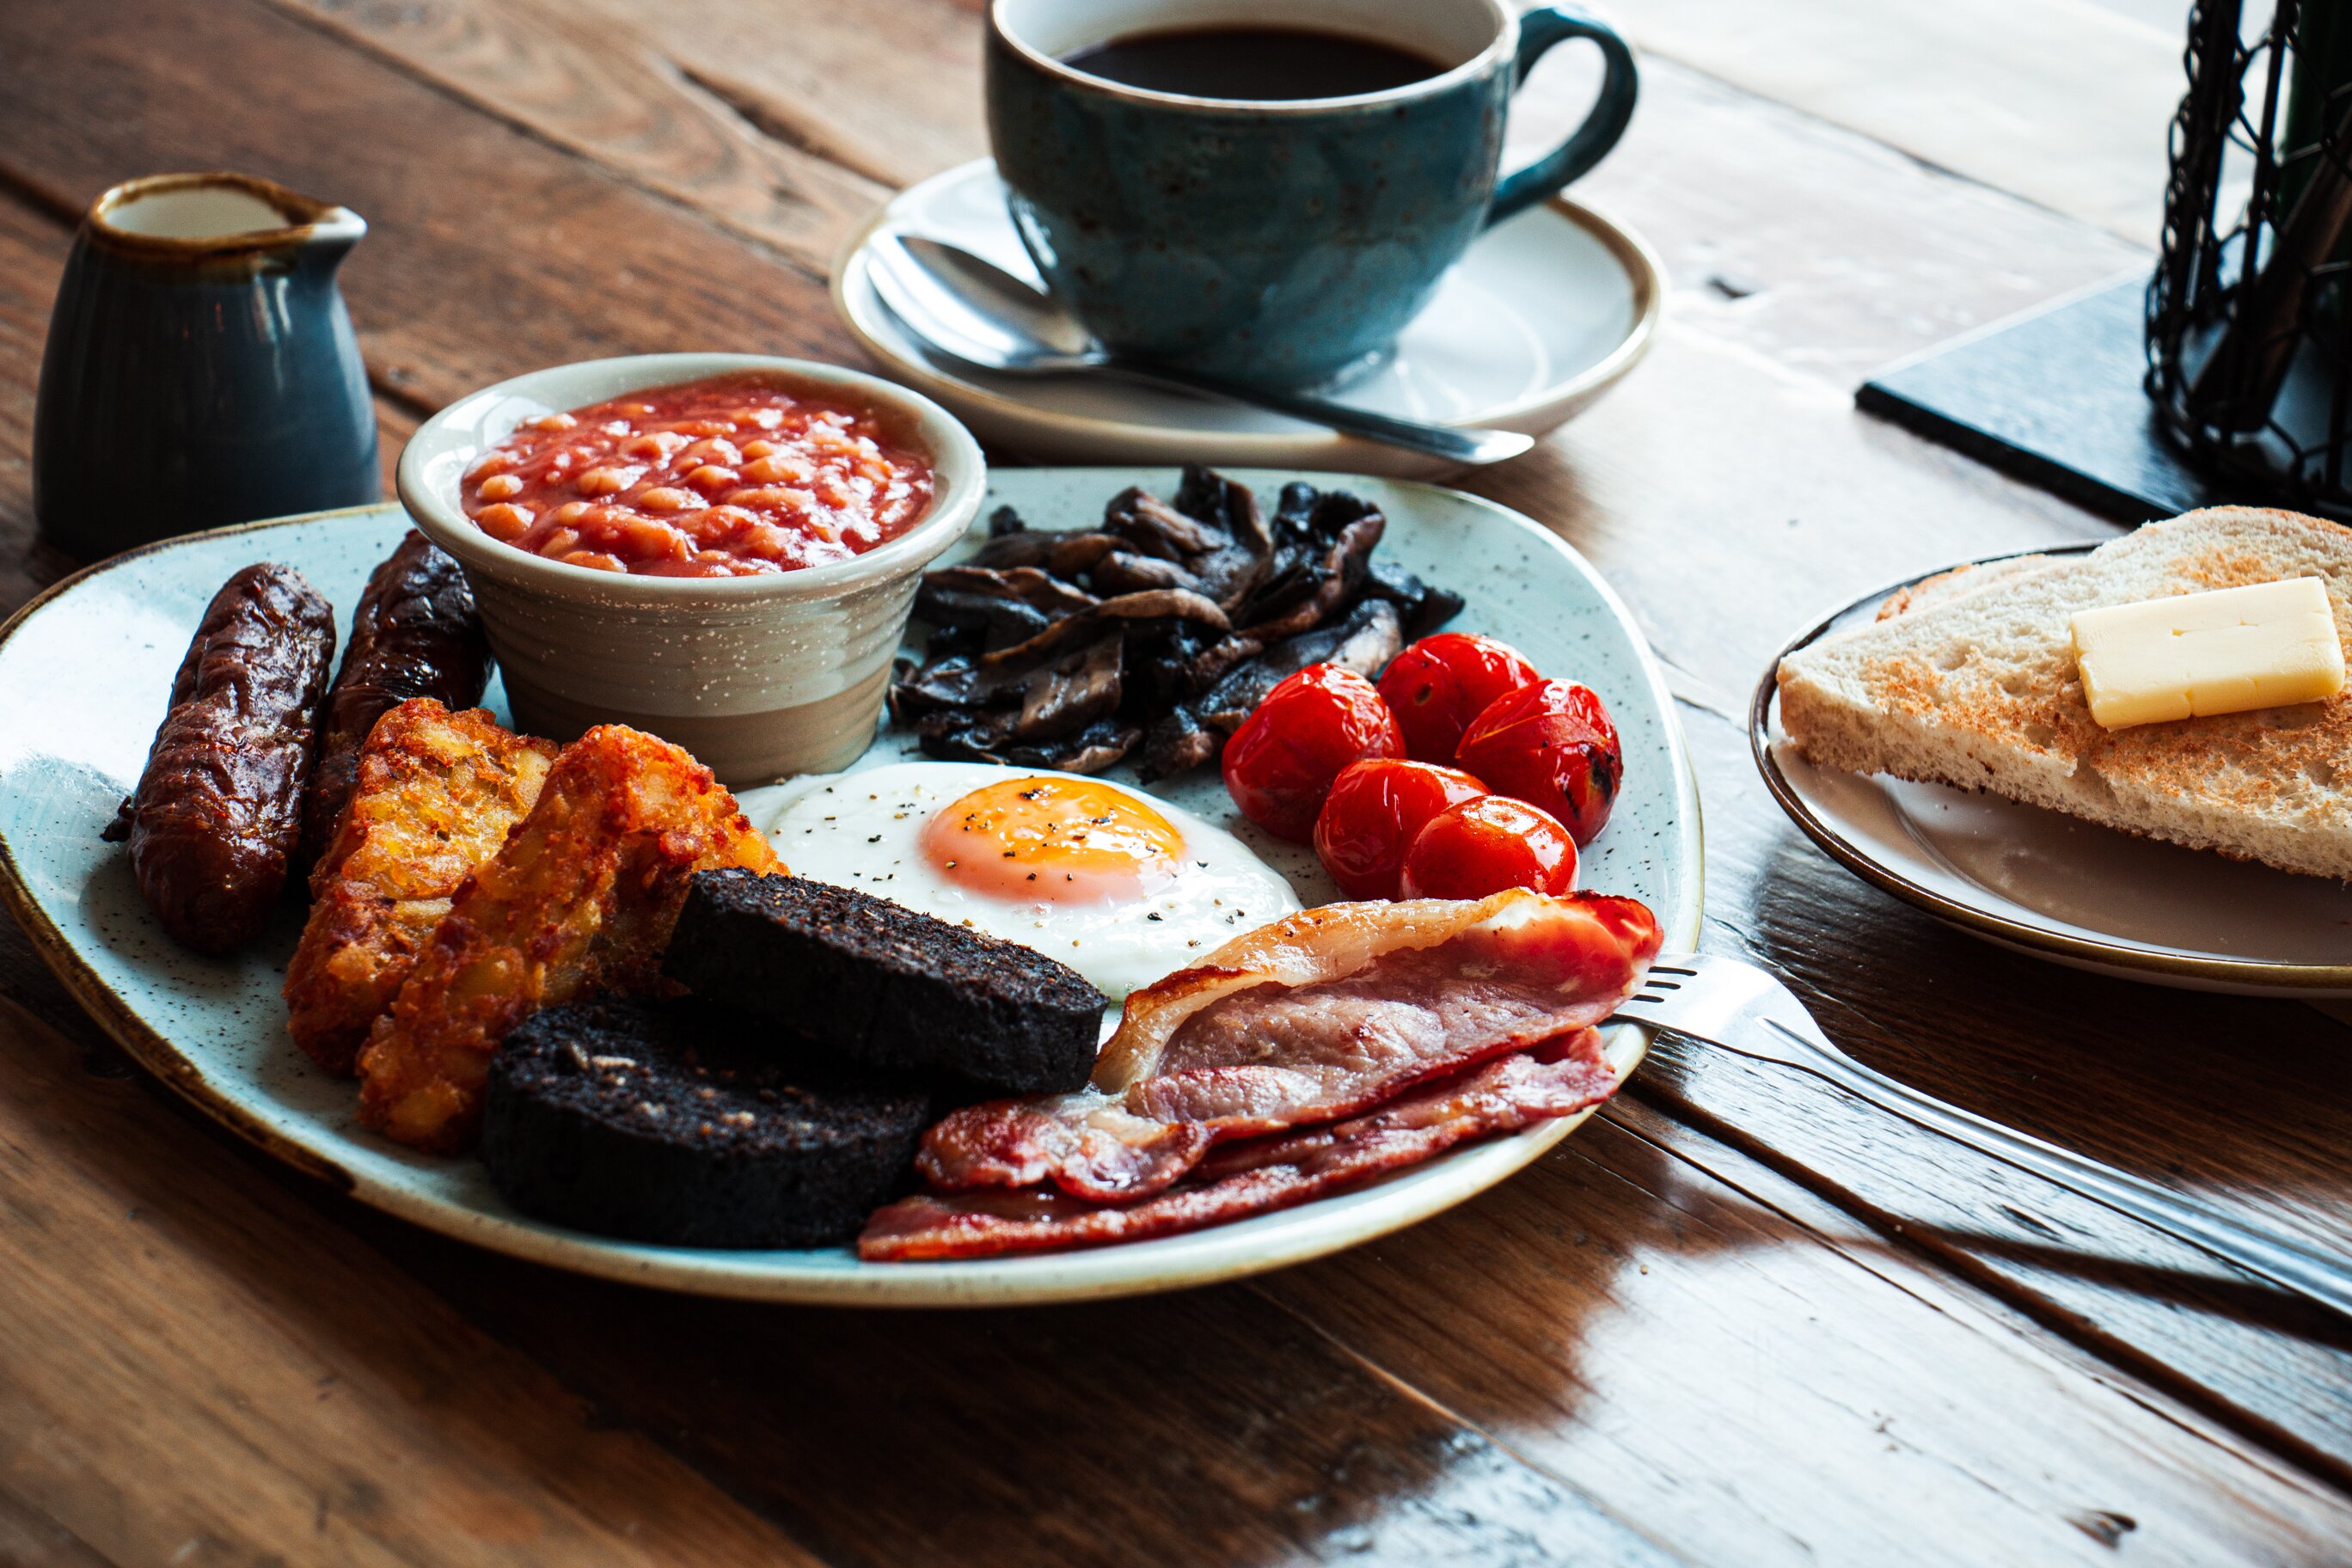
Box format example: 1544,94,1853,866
1776,506,2352,880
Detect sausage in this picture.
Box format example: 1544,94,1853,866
298,530,491,867
128,563,337,953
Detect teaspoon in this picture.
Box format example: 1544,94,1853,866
864,232,1534,467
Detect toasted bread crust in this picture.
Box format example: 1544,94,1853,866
1778,507,2352,879
1874,556,2052,621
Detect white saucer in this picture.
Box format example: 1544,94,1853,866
830,159,1663,477
1754,549,2352,997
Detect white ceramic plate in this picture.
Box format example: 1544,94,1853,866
830,160,1664,478
0,470,1701,1304
1754,548,2352,996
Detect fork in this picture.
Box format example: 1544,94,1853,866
1614,952,2352,1324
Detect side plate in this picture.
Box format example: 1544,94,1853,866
1753,547,2352,997
0,470,1703,1303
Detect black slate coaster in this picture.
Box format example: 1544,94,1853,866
1857,276,2225,525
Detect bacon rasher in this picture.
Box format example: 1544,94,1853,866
910,889,1660,1204
860,1031,1621,1260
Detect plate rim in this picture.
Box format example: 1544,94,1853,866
827,157,1667,452
0,479,1704,1304
1749,545,2352,992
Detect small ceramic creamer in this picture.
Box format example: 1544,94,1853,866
34,171,380,560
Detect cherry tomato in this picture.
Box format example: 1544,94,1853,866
1313,759,1490,900
1398,795,1578,900
1222,665,1406,842
1375,632,1540,763
1453,678,1623,845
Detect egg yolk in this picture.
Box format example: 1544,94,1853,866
920,776,1183,903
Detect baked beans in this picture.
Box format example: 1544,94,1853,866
462,373,934,577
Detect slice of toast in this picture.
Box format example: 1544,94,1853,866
1872,554,2053,621
1777,506,2352,880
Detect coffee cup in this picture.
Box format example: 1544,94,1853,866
985,0,1637,388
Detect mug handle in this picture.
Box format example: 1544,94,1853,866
1485,6,1639,227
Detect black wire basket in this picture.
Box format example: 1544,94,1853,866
2147,0,2352,519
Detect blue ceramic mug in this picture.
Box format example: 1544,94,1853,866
986,0,1637,387
34,173,380,560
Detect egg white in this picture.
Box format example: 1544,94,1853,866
749,760,1300,999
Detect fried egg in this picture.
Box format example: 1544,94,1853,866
756,761,1300,998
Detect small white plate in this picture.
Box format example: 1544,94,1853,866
830,160,1664,477
1754,548,2352,996
0,470,1701,1305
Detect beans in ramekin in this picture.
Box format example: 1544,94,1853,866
461,372,934,577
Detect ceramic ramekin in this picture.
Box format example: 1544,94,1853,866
396,352,985,786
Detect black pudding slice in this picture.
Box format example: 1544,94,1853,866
663,869,1108,1096
481,996,932,1248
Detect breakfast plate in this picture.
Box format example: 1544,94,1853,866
0,470,1700,1303
831,161,1664,478
1755,546,2352,997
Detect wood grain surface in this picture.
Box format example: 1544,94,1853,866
0,996,820,1567
0,0,2347,1562
0,197,73,613
1614,0,2184,245
274,0,891,272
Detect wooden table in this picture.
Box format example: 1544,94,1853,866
2,2,2349,1562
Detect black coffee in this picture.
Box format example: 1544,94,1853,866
1060,26,1447,101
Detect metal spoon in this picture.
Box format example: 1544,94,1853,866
864,232,1534,466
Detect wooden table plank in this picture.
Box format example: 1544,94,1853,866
0,998,824,1566
0,197,77,613
1259,1102,2352,1565
1468,329,2116,683
1533,61,2151,387
315,1112,2352,1568
271,0,889,276
327,1215,1691,1566
281,0,2156,393
310,0,992,193
0,1485,111,1568
1611,0,2184,246
0,0,866,425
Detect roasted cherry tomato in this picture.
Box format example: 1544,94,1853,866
1313,759,1490,900
1398,795,1578,900
1375,632,1540,763
1222,665,1406,842
1452,678,1622,845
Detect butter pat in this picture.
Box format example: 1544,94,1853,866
2071,576,2346,729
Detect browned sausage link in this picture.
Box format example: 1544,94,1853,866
130,563,337,953
298,530,490,867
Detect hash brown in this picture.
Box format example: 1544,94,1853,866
355,723,780,1153
284,701,557,1074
